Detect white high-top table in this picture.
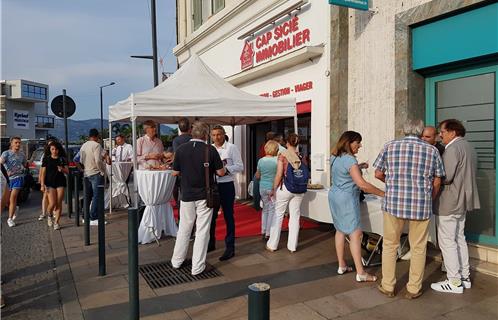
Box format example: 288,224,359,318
136,170,178,244
105,162,133,210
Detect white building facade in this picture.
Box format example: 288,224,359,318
1,79,53,141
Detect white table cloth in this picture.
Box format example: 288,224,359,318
136,170,178,244
105,162,133,210
301,189,437,244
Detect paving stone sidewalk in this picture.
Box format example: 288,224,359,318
44,203,498,320
4,193,496,320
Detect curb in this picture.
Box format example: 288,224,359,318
50,226,85,320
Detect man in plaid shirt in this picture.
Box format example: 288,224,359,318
373,120,445,299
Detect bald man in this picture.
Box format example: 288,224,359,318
422,126,445,155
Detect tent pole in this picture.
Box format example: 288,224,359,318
109,121,113,215
294,115,298,134
131,94,139,207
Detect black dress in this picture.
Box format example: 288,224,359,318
42,156,67,188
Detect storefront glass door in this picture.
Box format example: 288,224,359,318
426,64,498,245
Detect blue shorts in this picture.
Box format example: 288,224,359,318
9,176,24,190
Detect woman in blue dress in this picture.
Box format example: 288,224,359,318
329,131,384,282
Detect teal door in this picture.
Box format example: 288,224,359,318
426,64,498,245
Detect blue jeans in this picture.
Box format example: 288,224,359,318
209,181,236,252
85,174,103,221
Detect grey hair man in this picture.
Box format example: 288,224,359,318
373,119,445,299
431,119,480,294
136,120,164,169
171,121,225,275
421,126,445,155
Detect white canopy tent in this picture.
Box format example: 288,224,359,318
107,53,297,207
109,54,296,125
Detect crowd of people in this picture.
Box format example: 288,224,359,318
0,116,480,299
326,119,479,297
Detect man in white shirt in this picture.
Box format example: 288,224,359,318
208,125,244,261
112,134,133,162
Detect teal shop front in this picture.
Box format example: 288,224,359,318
412,2,498,246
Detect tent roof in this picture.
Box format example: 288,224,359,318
108,54,296,125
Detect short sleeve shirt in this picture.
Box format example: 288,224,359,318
173,140,224,202
0,150,26,179
172,134,192,152
42,156,67,187
373,136,445,220
330,154,359,193
257,156,278,191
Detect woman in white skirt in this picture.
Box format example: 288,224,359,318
266,133,305,253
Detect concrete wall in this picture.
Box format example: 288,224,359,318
346,0,431,184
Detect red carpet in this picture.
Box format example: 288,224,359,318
173,202,319,240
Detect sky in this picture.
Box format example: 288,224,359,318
1,0,178,120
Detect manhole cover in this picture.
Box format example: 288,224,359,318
139,260,222,289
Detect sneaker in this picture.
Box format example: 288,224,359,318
38,214,46,221
7,218,15,227
47,216,53,227
461,277,471,289
53,223,60,230
12,206,19,220
430,279,464,294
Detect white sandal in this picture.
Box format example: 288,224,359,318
355,273,377,282
337,266,353,275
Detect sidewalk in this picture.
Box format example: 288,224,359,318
54,208,498,320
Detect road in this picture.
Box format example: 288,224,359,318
1,190,63,319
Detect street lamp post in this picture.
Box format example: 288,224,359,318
100,82,116,140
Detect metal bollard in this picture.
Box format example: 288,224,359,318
128,207,139,320
67,171,73,218
83,177,90,246
248,283,270,320
74,172,80,227
98,184,106,276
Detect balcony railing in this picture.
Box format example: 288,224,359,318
35,115,55,129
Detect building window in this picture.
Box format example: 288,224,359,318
35,115,54,128
192,0,225,31
22,83,47,100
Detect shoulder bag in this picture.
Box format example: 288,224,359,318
205,144,220,208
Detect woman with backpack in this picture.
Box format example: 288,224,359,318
328,131,384,282
39,141,68,230
266,133,309,253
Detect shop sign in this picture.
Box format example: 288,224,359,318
329,0,368,11
240,16,311,70
259,81,313,98
13,109,30,129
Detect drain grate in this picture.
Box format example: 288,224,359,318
139,260,222,289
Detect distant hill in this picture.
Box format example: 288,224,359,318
49,119,175,142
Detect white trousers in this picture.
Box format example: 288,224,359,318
267,184,304,251
260,189,275,236
171,199,213,275
436,214,470,281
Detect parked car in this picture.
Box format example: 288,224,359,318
28,145,80,187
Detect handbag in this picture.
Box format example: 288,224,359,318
205,144,220,208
